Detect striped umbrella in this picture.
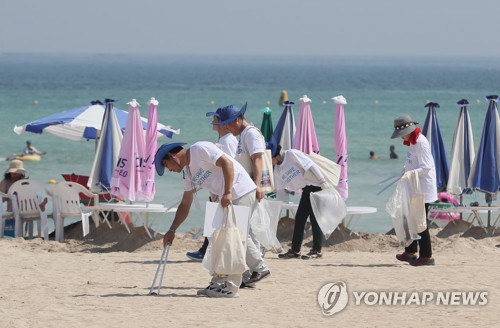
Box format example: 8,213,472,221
88,99,123,193
468,95,500,226
447,99,475,197
271,101,295,151
422,102,449,191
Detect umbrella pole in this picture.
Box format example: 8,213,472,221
485,193,493,228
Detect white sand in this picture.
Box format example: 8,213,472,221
0,223,499,328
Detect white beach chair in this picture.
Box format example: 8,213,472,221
8,179,52,239
0,192,14,238
51,181,100,242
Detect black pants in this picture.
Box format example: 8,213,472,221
291,185,323,253
198,237,209,254
404,203,432,258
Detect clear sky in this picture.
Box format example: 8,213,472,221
2,0,500,57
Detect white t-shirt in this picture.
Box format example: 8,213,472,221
236,125,266,169
183,141,256,199
216,132,238,158
404,135,438,203
275,149,322,192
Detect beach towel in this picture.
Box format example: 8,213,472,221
310,188,346,239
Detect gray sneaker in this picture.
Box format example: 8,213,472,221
196,282,218,296
206,287,239,298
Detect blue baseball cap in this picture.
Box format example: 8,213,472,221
214,102,247,126
154,142,187,176
205,107,222,118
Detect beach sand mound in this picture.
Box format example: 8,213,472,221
436,220,473,238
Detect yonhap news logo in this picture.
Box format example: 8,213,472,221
317,281,488,316
317,282,349,315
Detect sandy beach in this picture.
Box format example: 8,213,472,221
0,222,499,328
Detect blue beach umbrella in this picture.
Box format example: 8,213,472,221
447,99,475,197
14,100,179,141
468,95,500,216
88,99,123,193
271,101,296,151
422,102,449,191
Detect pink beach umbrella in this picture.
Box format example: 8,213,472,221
332,95,348,200
110,99,147,202
293,95,319,154
143,97,159,202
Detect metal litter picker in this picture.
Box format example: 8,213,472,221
148,245,170,295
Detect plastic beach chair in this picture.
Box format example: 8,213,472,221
0,192,14,238
149,245,170,295
8,179,52,239
51,181,100,242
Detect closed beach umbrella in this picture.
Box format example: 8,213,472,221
14,100,179,141
468,95,500,223
143,97,159,202
293,95,319,154
271,101,296,151
110,99,147,202
447,99,475,197
332,95,348,201
260,107,274,143
422,102,449,191
88,99,123,193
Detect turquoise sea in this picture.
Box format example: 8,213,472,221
1,54,499,233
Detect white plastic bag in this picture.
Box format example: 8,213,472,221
310,188,347,239
249,199,283,253
386,178,421,247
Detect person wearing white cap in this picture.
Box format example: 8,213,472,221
1,160,48,215
391,114,437,266
1,160,27,212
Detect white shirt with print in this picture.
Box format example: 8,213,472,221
275,149,322,192
183,141,256,199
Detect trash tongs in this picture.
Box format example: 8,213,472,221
148,245,170,295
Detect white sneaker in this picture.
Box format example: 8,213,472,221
206,286,239,298
196,282,218,296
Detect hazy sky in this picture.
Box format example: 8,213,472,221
2,0,500,57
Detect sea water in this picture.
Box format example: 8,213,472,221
1,54,499,234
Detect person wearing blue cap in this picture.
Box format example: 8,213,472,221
155,140,257,298
271,146,329,260
215,102,271,286
186,108,239,262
